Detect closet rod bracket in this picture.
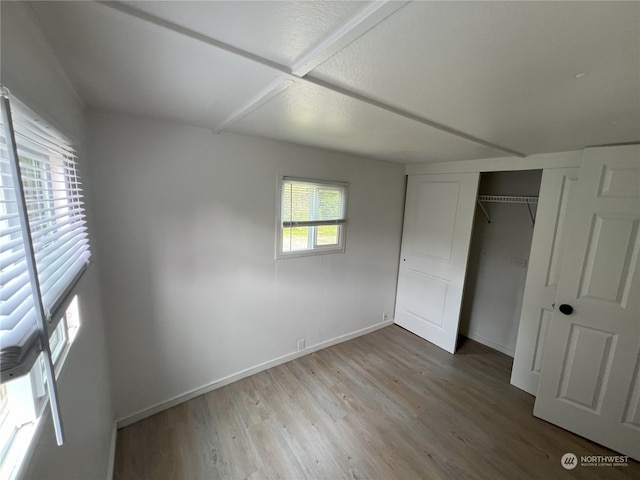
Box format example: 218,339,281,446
476,199,492,223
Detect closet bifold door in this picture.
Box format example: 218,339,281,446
510,167,579,395
394,172,479,353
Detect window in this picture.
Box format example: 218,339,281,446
1,96,89,380
278,177,348,258
0,299,80,480
0,88,90,469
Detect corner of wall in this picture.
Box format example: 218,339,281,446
106,420,118,480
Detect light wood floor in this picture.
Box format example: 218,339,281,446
114,326,639,479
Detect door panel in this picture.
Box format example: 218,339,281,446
403,270,447,327
578,215,638,305
395,173,479,353
511,168,579,395
558,324,616,410
412,181,459,261
534,144,640,460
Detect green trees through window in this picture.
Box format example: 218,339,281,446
279,178,348,256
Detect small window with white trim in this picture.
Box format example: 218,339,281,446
277,177,348,258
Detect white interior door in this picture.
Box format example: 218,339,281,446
511,167,579,395
534,145,640,459
394,173,479,353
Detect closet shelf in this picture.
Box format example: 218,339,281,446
476,195,538,225
477,195,538,204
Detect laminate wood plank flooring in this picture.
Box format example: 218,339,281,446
114,326,640,479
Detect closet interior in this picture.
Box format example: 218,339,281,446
459,170,543,357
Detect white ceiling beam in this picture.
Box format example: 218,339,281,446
212,1,409,134
305,76,526,158
96,1,526,158
290,1,409,77
96,1,295,77
212,78,294,134
405,150,582,175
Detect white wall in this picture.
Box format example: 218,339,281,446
1,2,115,479
87,113,406,422
460,170,542,356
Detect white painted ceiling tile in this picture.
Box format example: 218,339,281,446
312,1,640,154
119,0,374,67
228,82,507,164
29,1,281,128
22,1,640,163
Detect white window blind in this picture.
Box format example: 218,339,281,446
0,96,90,380
279,177,348,257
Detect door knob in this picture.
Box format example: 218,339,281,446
559,304,574,315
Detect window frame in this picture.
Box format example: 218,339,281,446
0,91,89,477
1,94,89,382
276,176,349,259
0,297,80,480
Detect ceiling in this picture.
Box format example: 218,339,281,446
24,1,640,164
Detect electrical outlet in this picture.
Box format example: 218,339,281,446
297,339,305,352
383,312,390,322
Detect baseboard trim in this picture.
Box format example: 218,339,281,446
116,319,394,428
464,332,515,357
106,421,117,480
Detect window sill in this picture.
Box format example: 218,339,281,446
276,246,346,260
